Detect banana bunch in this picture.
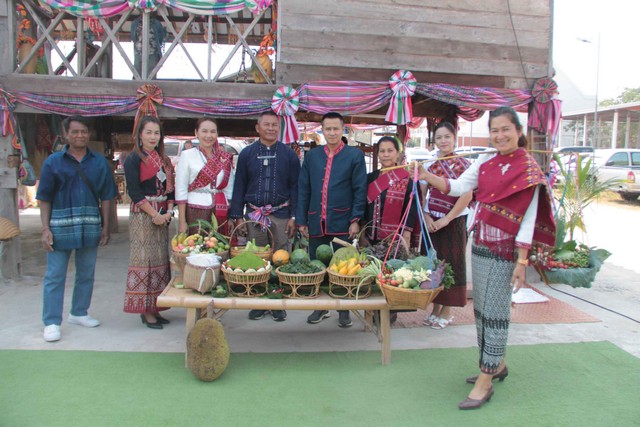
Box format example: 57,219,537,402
171,232,187,250
172,233,203,251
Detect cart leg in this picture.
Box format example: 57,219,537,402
184,307,201,367
380,309,391,365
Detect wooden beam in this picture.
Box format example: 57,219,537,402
276,64,508,88
0,74,278,99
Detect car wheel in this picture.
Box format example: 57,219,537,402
619,193,639,202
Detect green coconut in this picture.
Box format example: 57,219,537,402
187,318,230,381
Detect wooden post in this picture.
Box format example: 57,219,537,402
0,1,21,279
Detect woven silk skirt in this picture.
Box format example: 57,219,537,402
471,244,514,374
123,212,171,314
431,215,468,307
186,205,215,235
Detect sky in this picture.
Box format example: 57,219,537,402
553,0,640,101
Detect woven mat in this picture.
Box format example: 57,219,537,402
392,286,600,328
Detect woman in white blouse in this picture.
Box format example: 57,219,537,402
175,117,235,234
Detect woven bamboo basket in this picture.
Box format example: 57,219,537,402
221,265,271,297
379,281,443,310
172,251,189,275
183,261,220,295
229,220,273,261
173,250,228,275
276,266,325,299
0,217,20,241
327,270,373,299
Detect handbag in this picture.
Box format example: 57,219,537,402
17,125,37,186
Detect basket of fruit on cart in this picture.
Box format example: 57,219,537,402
275,249,326,298
326,246,374,299
221,252,272,297
229,220,273,261
171,216,231,275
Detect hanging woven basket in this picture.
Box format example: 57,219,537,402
0,217,20,241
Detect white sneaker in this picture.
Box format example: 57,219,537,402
43,325,61,342
68,314,100,328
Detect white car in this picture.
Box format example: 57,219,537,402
553,145,595,176
404,147,434,163
593,149,640,201
165,137,248,167
453,146,492,163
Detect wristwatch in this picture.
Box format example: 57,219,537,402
516,258,529,266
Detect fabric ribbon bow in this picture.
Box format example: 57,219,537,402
127,0,159,11
247,204,275,231
246,0,273,13
385,70,416,125
271,86,300,143
528,77,562,136
133,84,163,137
0,86,19,149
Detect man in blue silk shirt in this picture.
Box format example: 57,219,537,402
36,116,117,342
297,112,367,328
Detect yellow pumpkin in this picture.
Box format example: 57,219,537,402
272,249,290,267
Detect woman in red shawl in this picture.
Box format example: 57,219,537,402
364,136,418,248
124,116,175,329
175,117,234,235
419,107,556,410
420,122,473,330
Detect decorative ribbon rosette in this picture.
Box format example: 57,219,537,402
271,85,300,143
127,0,159,11
385,70,417,125
532,77,558,104
529,77,562,135
246,0,273,13
133,84,163,137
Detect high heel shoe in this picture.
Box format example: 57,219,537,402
155,315,170,325
458,386,494,410
465,366,508,384
140,314,163,329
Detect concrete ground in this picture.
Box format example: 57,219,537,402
1,204,638,359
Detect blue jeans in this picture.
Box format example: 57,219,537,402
42,246,98,326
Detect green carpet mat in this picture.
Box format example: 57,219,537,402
1,342,638,426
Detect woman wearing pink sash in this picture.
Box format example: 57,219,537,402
421,122,473,330
175,117,235,235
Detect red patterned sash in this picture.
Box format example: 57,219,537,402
188,148,232,192
427,156,470,216
140,150,174,194
188,148,233,231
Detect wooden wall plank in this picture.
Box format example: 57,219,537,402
280,30,549,64
281,15,549,49
282,0,551,16
284,0,550,30
280,47,547,80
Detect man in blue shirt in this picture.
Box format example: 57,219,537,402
230,110,300,322
36,116,118,342
297,112,367,328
